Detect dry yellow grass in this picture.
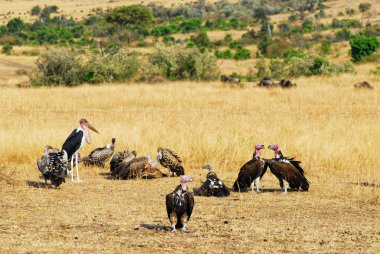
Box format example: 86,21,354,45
0,72,379,253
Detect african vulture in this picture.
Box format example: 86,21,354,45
117,156,150,180
267,144,310,193
193,165,230,197
354,81,374,89
157,147,185,176
233,144,267,192
165,175,194,231
110,150,136,177
37,145,68,187
82,138,116,167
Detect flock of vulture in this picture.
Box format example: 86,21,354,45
37,118,309,231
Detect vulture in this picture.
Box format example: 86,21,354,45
165,175,194,231
141,161,168,179
36,145,68,187
110,150,137,178
82,138,116,167
157,147,185,176
117,156,150,180
193,165,230,197
267,144,310,193
233,144,267,192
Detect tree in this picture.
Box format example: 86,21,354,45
253,7,271,37
358,3,371,26
349,34,379,62
31,5,41,16
105,5,153,46
6,18,24,33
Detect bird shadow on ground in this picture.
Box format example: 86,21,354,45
231,188,301,193
139,224,172,231
98,172,113,180
348,182,380,188
26,180,55,189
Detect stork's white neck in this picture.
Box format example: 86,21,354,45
80,124,91,144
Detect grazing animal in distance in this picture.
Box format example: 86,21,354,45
157,147,185,176
233,144,267,192
165,175,194,231
279,79,297,88
354,81,374,89
193,164,230,197
267,144,309,193
221,74,240,84
257,77,275,87
37,145,68,187
82,138,116,167
62,118,99,182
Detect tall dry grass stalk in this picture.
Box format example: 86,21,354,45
0,71,379,186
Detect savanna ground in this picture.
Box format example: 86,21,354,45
0,66,380,253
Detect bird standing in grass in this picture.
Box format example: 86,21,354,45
165,175,194,231
267,144,309,193
233,144,267,192
157,147,185,176
62,118,99,182
82,138,115,167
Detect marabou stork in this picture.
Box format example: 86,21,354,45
165,175,194,231
62,118,98,182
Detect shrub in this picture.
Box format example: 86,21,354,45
215,49,233,59
149,45,218,80
370,66,380,75
83,50,140,83
282,48,305,62
321,40,332,54
1,44,13,55
151,24,177,36
335,28,351,41
31,5,41,16
179,18,201,33
162,35,175,45
331,18,360,28
7,18,24,33
349,34,380,62
234,47,251,60
31,49,83,86
302,18,315,33
265,39,291,58
193,31,212,48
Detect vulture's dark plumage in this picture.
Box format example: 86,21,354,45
268,144,310,193
110,150,136,177
193,165,230,197
82,138,116,167
165,176,194,231
37,145,68,187
117,156,150,180
157,147,185,176
233,144,267,192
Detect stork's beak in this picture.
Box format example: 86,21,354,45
87,122,99,134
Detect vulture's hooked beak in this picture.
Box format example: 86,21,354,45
87,122,99,134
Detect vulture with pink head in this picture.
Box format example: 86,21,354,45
165,175,194,231
267,144,309,193
233,144,268,192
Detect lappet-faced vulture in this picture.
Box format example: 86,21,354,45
233,144,267,192
267,144,309,193
193,165,230,197
165,175,194,231
157,147,185,176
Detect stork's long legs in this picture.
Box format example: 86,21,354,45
70,157,74,182
75,153,81,182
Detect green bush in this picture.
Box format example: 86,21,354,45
234,47,251,60
179,18,201,33
31,5,41,16
1,44,13,55
349,34,380,62
31,49,83,86
282,48,305,62
83,50,140,83
335,28,351,41
149,45,218,80
331,18,360,28
302,18,315,33
7,18,24,33
215,49,233,59
321,40,332,54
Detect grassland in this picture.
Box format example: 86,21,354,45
0,69,379,253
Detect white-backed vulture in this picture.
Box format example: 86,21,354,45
82,138,115,167
157,147,185,176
